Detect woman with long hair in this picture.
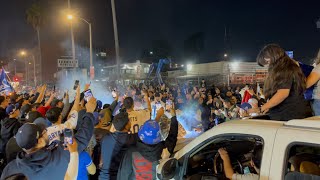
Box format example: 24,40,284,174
256,44,310,120
306,49,320,115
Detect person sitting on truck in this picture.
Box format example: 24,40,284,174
218,145,262,180
256,44,310,120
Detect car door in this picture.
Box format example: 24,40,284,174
174,121,280,180
269,126,320,180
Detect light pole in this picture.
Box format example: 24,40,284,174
111,0,120,80
31,55,37,87
68,0,76,65
13,59,16,76
20,51,37,86
67,15,93,79
20,51,28,86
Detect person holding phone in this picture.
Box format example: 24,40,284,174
1,96,97,180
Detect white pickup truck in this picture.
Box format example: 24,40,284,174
158,118,320,180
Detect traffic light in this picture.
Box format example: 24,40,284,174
13,76,19,82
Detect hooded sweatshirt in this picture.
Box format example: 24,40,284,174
99,132,137,180
0,117,21,153
1,112,94,180
117,116,178,180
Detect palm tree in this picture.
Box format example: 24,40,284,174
26,1,44,84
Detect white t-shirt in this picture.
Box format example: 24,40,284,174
46,110,78,145
110,109,151,134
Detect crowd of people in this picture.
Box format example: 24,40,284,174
0,44,318,180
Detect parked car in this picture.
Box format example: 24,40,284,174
158,118,320,180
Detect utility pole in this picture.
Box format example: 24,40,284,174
68,0,76,67
111,0,120,81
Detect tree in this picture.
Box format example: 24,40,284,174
26,1,44,84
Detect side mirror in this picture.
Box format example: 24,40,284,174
157,158,179,180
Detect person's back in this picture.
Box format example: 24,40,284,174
0,116,21,153
99,110,137,180
4,145,70,180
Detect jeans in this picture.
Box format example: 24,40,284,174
312,99,320,116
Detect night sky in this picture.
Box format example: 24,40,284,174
1,0,320,77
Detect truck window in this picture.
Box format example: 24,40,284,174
184,135,263,180
284,144,320,180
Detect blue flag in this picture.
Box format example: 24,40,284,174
0,68,13,93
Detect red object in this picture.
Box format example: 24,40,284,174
37,106,51,117
90,66,95,80
13,76,19,82
242,90,252,103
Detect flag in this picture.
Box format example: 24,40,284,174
0,68,13,93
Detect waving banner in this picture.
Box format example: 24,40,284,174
0,68,13,93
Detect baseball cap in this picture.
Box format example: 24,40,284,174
6,104,16,115
138,120,161,145
240,102,252,110
96,100,102,110
15,123,46,150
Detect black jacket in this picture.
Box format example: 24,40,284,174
1,112,95,180
117,116,178,180
0,117,21,153
0,108,6,121
99,132,137,180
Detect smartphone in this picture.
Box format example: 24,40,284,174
64,128,73,144
84,89,93,102
165,100,172,112
73,80,79,90
53,85,56,92
151,104,157,120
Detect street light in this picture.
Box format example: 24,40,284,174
224,53,228,58
19,50,37,87
67,14,93,79
67,14,73,20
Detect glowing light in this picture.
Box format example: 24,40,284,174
67,14,73,20
187,64,193,71
224,53,228,57
20,51,26,56
181,64,184,67
149,51,153,55
229,61,240,70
